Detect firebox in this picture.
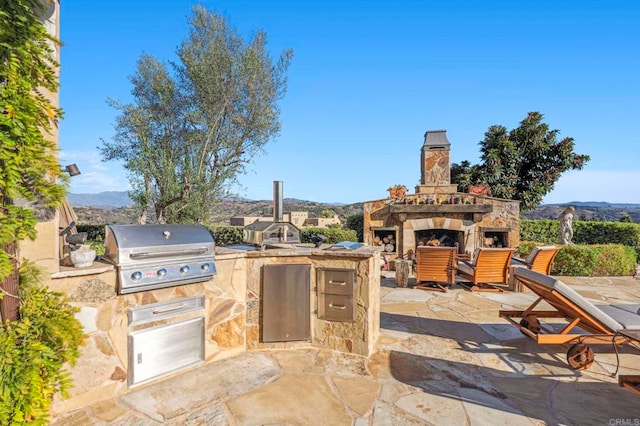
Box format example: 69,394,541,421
480,227,510,248
415,229,465,253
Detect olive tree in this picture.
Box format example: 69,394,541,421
100,6,293,224
451,112,590,211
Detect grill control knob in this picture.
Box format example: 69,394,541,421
180,265,190,274
131,271,142,281
157,268,167,277
201,263,210,272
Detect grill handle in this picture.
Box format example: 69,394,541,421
129,248,209,260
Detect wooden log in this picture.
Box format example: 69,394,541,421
395,259,410,287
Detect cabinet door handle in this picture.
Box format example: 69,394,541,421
152,303,187,315
329,280,347,286
328,303,347,310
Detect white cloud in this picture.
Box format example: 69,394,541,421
543,170,640,204
59,150,131,194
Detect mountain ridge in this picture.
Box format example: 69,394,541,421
67,191,640,225
67,191,640,210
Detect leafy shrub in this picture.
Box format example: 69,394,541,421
521,219,640,258
76,224,106,241
519,242,637,276
208,226,244,246
345,214,364,242
301,227,357,244
520,220,558,243
573,222,640,258
0,264,84,425
206,225,357,246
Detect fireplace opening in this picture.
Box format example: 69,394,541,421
415,229,465,254
481,228,510,248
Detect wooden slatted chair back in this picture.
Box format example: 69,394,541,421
470,248,515,285
416,246,456,284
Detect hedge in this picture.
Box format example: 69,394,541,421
521,219,640,258
206,225,357,246
79,221,638,275
519,241,637,276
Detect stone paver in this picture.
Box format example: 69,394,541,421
51,274,640,425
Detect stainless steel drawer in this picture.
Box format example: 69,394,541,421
128,295,204,326
319,293,355,322
128,316,204,387
318,268,355,296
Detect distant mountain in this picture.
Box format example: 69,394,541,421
522,202,640,223
544,201,640,209
68,192,640,225
67,191,133,208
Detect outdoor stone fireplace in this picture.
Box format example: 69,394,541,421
363,130,520,262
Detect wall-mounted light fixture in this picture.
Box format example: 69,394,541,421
65,164,81,176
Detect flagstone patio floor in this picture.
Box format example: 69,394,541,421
51,273,640,425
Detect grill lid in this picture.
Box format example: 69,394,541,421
104,224,214,266
104,224,216,294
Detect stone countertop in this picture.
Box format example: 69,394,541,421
215,243,380,260
51,260,115,279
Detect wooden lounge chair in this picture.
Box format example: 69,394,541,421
511,245,560,275
413,246,457,292
456,247,515,292
499,268,640,370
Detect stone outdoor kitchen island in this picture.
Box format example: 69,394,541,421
48,244,380,415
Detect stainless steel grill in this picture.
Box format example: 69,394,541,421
104,224,216,294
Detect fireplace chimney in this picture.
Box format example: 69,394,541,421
416,130,458,194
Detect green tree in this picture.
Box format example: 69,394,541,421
1,0,66,313
320,209,335,218
449,160,480,194
345,214,364,242
451,112,589,211
620,213,633,223
100,6,293,224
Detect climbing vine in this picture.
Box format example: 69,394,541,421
0,2,82,424
0,0,66,282
0,263,83,425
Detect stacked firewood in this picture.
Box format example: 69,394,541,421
374,234,396,252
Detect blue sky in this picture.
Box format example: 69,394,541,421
58,0,640,204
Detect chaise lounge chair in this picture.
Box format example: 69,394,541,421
511,245,560,275
499,267,640,371
456,247,515,292
413,246,457,292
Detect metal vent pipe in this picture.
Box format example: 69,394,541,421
273,181,283,222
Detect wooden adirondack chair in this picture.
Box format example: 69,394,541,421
456,247,515,292
511,245,560,275
414,246,457,292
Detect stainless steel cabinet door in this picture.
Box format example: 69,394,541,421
262,264,311,342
